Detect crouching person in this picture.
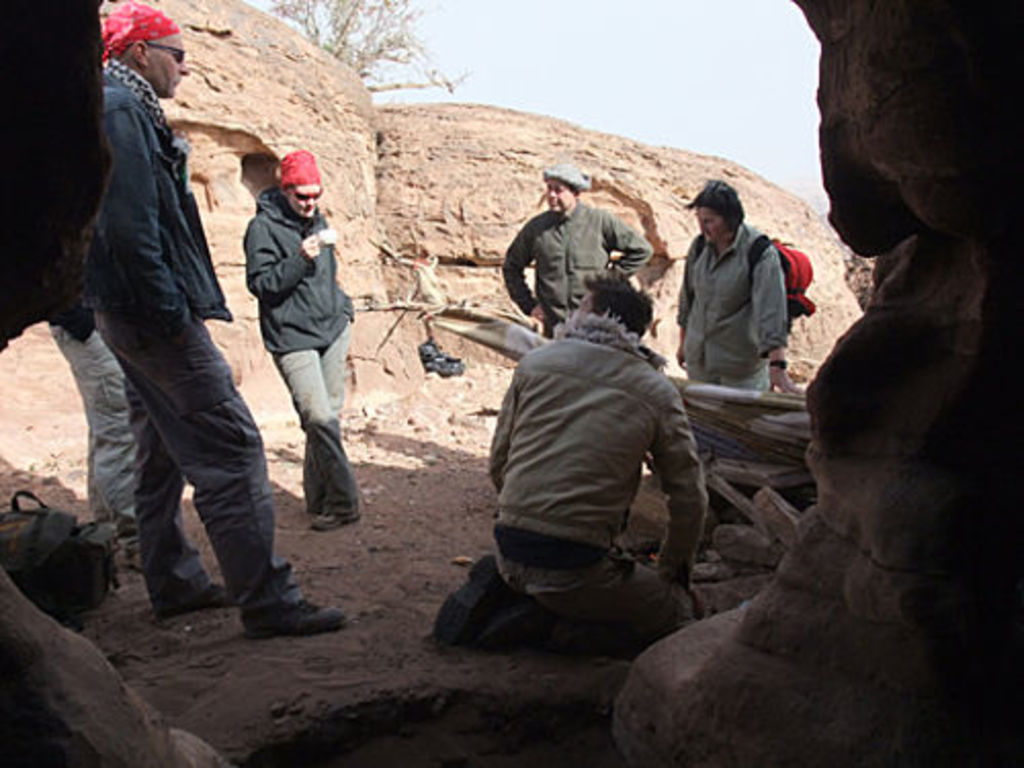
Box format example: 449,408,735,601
436,276,707,654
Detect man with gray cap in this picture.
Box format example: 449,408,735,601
503,163,652,337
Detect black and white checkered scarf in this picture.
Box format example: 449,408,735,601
106,57,168,129
105,58,191,178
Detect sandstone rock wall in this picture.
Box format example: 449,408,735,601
375,104,862,380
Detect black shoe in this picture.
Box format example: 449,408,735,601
433,555,517,646
154,583,232,619
418,339,465,378
243,600,347,639
475,598,556,650
310,509,361,531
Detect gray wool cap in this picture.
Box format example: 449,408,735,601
543,163,591,192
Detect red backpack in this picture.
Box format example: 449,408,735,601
690,234,817,329
760,237,817,325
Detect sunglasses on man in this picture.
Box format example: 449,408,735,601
146,41,186,63
292,190,322,202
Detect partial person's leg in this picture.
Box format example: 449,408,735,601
123,377,213,612
98,313,302,619
318,325,360,517
51,326,137,531
527,557,696,643
273,348,327,517
274,331,359,528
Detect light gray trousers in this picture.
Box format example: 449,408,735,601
272,324,359,518
50,325,137,532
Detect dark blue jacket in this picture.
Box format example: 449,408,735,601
84,75,230,336
244,188,353,355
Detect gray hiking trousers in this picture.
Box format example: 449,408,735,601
96,311,302,619
50,325,137,532
272,324,359,519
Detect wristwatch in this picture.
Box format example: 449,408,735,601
769,359,787,369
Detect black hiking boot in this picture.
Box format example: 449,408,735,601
154,583,232,620
433,555,517,646
475,598,557,651
243,600,347,639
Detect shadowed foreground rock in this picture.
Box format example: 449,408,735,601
0,571,227,767
0,0,108,350
613,2,1021,766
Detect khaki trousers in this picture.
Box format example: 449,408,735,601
497,552,695,643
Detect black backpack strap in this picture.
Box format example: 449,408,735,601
746,235,772,280
683,235,705,311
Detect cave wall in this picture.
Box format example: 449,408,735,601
614,2,1021,765
0,0,109,350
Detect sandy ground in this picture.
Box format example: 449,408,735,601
0,324,634,765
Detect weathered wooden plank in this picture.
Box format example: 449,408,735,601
705,473,768,538
752,486,802,548
711,458,813,489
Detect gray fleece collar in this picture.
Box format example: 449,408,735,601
556,311,666,369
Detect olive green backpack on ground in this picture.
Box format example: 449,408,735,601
0,491,117,628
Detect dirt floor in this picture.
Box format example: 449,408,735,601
0,325,637,766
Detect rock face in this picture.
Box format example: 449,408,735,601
614,2,1021,766
374,104,861,379
0,570,228,767
0,0,108,350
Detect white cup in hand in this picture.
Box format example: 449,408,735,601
319,228,338,246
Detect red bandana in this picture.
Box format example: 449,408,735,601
102,2,181,62
280,151,322,188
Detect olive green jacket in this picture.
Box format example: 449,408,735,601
503,203,652,334
489,313,707,580
677,223,788,383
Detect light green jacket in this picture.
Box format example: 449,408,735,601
676,223,788,383
489,314,707,579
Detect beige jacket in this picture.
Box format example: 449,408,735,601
489,313,708,579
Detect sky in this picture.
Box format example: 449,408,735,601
245,1,825,207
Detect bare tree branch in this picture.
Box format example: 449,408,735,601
270,0,464,94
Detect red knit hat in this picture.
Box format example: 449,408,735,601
280,151,322,188
102,2,181,62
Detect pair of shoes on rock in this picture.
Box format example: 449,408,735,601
310,509,360,531
154,583,232,620
243,600,347,639
418,338,465,378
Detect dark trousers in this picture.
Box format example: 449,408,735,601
97,311,301,619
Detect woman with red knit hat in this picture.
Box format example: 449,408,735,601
244,150,361,531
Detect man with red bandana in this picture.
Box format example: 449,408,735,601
244,151,360,532
84,2,345,638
